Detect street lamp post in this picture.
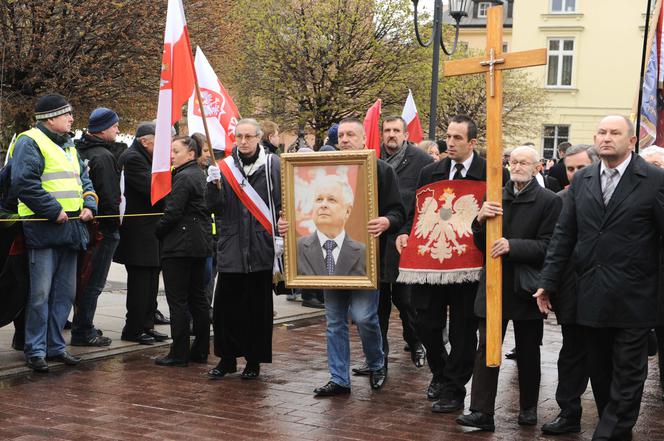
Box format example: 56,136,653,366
413,0,492,139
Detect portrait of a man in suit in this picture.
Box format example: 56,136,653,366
297,174,366,276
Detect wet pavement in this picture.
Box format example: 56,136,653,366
0,315,663,440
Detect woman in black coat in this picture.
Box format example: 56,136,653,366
154,136,212,366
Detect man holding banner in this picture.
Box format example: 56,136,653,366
206,118,281,381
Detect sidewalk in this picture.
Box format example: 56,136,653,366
0,263,324,378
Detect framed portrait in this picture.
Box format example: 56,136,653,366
281,150,379,290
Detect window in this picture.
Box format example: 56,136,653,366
542,125,570,159
551,0,576,13
477,2,491,18
502,42,509,53
547,38,574,87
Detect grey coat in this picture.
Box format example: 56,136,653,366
297,232,366,276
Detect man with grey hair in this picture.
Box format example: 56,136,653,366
457,145,562,431
536,115,664,440
541,142,598,435
640,145,664,168
297,174,366,276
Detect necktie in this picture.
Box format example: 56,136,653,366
602,168,619,206
453,163,465,180
324,240,338,275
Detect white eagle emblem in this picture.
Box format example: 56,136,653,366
414,187,480,262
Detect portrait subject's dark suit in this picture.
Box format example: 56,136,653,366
540,154,664,440
297,232,366,276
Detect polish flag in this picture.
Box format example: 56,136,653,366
187,47,240,156
364,99,382,157
151,0,196,205
402,90,424,143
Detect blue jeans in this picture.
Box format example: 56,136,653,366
24,247,77,358
72,229,120,340
323,289,384,388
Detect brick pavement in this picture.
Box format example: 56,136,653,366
0,316,663,440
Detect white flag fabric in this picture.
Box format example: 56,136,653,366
401,89,424,143
187,47,240,156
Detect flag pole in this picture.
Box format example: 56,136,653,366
193,79,222,189
634,0,660,152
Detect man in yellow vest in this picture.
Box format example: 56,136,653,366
10,93,97,373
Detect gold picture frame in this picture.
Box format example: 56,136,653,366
281,150,379,290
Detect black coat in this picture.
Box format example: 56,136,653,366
544,175,562,193
540,154,664,328
156,160,212,259
375,158,406,273
114,140,164,267
75,133,121,230
380,144,433,282
548,159,569,187
473,179,562,320
549,189,576,324
207,148,280,274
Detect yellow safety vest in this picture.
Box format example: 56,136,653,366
9,128,83,217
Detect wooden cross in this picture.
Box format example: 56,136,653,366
443,5,547,367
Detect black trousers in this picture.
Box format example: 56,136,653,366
414,282,478,400
161,257,210,361
584,327,649,441
213,271,273,364
470,319,542,414
656,326,664,385
555,323,590,418
123,265,159,337
378,282,419,357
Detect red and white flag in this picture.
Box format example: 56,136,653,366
402,89,424,143
187,47,240,156
151,0,196,205
364,99,381,157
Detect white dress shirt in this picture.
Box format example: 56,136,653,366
450,152,475,179
316,230,345,264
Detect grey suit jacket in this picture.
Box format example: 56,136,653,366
297,232,366,276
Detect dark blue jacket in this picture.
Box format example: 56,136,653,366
10,124,97,250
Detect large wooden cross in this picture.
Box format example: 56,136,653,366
444,5,547,367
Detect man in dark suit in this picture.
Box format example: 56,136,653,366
396,114,509,413
297,174,366,276
546,141,571,188
536,115,664,441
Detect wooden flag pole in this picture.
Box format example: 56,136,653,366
193,78,222,189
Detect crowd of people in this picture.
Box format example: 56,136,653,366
1,92,664,441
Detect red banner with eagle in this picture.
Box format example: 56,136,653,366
398,180,486,285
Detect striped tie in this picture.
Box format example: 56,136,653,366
324,240,337,275
602,168,619,206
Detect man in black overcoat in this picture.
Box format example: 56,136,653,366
396,114,509,413
535,115,664,441
541,144,598,435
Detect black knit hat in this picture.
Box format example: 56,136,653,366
88,107,119,133
34,94,72,121
134,121,156,138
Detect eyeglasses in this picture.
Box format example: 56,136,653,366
235,134,258,141
509,160,535,167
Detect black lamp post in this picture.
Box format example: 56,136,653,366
411,0,473,139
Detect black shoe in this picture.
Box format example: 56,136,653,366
505,347,517,360
456,411,495,432
64,320,72,330
26,357,49,373
314,381,351,397
541,414,581,434
11,334,24,351
155,356,188,367
46,351,81,366
370,367,387,389
432,397,464,413
241,363,260,379
403,344,411,352
427,379,444,400
121,333,155,345
145,329,169,342
518,407,537,426
352,363,371,376
207,361,237,379
410,343,426,368
154,310,170,325
189,354,208,364
302,298,325,309
71,335,112,347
